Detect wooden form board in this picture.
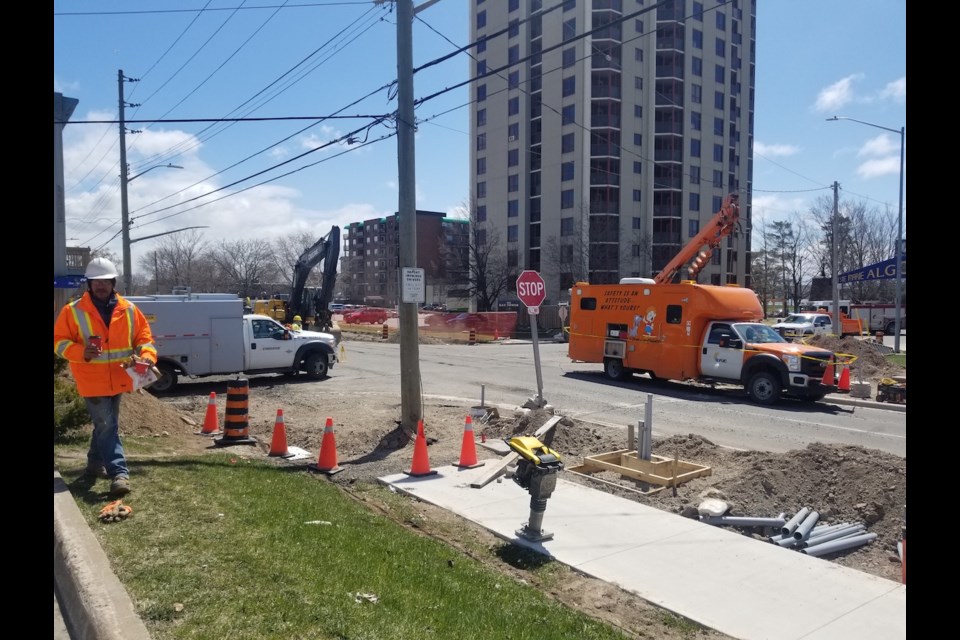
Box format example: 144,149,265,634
470,416,563,489
571,449,711,488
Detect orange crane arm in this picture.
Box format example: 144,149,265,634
653,193,741,285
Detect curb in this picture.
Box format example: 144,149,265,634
53,471,151,640
822,394,906,413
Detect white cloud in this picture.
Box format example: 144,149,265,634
857,134,899,158
814,74,862,112
855,156,900,179
879,77,906,103
754,142,799,157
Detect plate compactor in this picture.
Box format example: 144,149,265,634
506,436,564,542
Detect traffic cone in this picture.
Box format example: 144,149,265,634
405,420,437,477
268,409,294,458
198,392,221,435
308,417,343,475
456,416,484,469
821,359,835,386
837,365,851,393
494,326,500,341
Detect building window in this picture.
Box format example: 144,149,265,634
477,84,486,102
561,161,575,181
713,169,723,187
689,219,699,237
716,11,726,30
508,199,519,217
693,1,703,20
508,19,519,38
508,70,520,89
691,111,701,131
713,195,723,211
508,225,518,242
477,229,487,246
477,36,486,54
561,245,573,262
715,64,725,84
508,0,518,10
508,174,519,192
508,148,519,166
692,29,703,49
561,216,575,235
633,216,642,229
634,76,643,90
562,104,575,125
508,123,519,140
634,48,643,62
563,47,576,68
713,144,723,162
476,132,486,150
477,181,486,198
562,132,575,153
690,139,700,158
692,56,702,77
689,192,700,211
508,96,520,116
561,190,575,209
634,105,643,117
477,10,485,29
563,18,576,41
691,84,702,104
633,160,642,174
477,205,486,222
635,19,644,33
633,189,642,202
477,108,486,127
715,38,726,58
507,249,518,266
633,133,642,146
690,165,700,184
476,60,486,76
632,244,642,257
562,75,576,96
477,157,486,175
563,0,575,11
509,44,520,64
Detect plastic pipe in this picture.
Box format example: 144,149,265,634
793,510,821,540
800,532,877,557
801,525,866,549
702,516,787,528
781,507,811,537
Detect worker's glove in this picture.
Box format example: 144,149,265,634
98,499,133,523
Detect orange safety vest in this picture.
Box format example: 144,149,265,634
53,292,158,398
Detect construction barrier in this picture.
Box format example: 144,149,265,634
308,417,343,475
268,409,294,458
214,379,257,447
198,392,221,435
468,328,477,345
405,420,437,477
382,323,389,339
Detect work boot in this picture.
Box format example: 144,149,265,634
109,476,131,497
83,465,109,480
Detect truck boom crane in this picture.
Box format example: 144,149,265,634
288,226,341,331
654,193,741,285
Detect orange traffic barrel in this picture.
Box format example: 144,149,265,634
214,378,257,447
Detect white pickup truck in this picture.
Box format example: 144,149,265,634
771,313,834,340
127,293,338,393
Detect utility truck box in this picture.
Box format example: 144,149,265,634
128,292,337,393
567,279,838,405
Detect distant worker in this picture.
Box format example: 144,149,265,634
744,326,758,342
53,257,158,497
291,315,303,331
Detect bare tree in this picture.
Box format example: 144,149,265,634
271,231,322,288
138,229,212,294
450,202,515,312
209,239,279,296
749,211,781,316
763,216,814,313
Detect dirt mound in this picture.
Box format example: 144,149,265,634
805,335,904,381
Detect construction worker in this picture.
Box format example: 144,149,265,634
291,315,303,331
53,257,158,497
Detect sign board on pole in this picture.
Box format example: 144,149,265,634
401,267,425,304
516,270,546,312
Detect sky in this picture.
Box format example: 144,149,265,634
54,0,906,273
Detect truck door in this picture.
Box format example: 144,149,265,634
247,318,298,370
700,322,744,380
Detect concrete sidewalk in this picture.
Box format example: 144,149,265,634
379,466,906,640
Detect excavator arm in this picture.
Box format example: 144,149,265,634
654,193,741,285
288,226,341,331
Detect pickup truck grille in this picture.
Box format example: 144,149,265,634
801,350,834,376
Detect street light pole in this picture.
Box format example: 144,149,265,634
826,116,905,353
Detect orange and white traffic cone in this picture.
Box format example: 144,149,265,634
821,359,835,387
456,416,484,469
837,365,851,393
405,420,437,477
268,409,294,458
308,417,343,475
198,392,221,435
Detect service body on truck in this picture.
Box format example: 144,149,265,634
127,293,338,393
567,279,838,405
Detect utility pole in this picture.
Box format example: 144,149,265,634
396,0,422,433
832,181,840,333
118,69,139,295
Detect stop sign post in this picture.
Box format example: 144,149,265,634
516,270,547,408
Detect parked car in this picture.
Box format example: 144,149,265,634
343,307,389,324
771,313,833,340
445,312,489,331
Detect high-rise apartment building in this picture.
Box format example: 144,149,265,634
340,210,470,307
469,0,756,304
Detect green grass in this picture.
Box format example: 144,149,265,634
60,453,636,640
885,353,906,369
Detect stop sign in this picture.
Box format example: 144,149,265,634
516,270,546,309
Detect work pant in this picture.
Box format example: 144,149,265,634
83,394,129,480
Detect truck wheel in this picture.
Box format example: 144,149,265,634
885,321,896,335
604,358,629,381
150,363,178,394
746,371,781,405
304,352,329,379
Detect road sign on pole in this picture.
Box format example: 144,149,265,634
516,270,547,408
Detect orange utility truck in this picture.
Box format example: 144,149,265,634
566,193,838,405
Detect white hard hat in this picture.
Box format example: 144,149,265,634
85,257,119,280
